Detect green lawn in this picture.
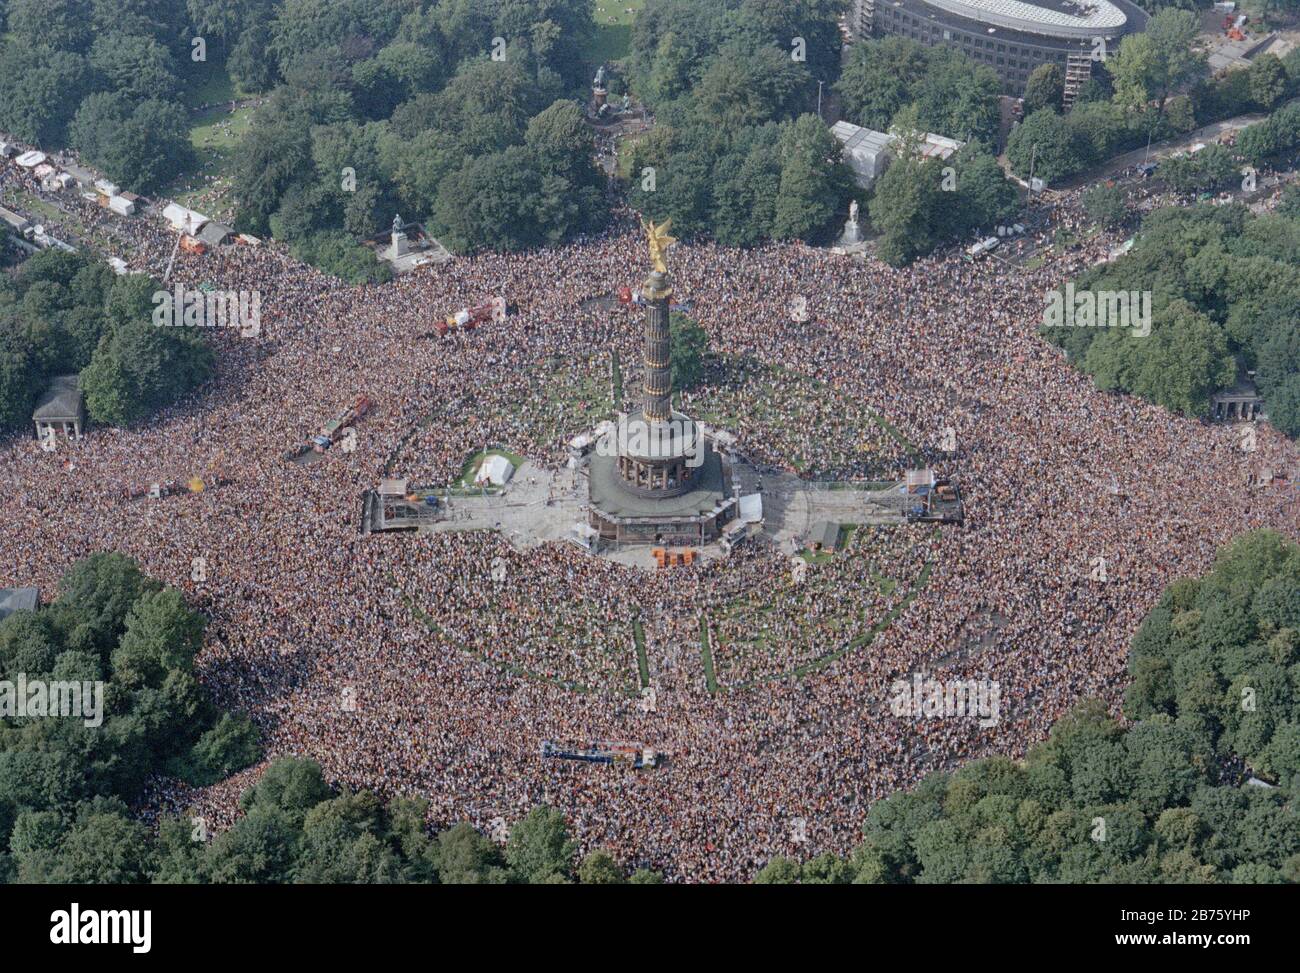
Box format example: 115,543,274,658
633,616,650,689
699,615,719,694
167,102,256,218
589,0,644,64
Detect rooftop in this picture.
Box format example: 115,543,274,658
886,0,1147,45
33,375,84,421
0,587,39,622
924,0,1126,34
588,448,728,520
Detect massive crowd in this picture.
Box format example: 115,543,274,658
2,146,1298,881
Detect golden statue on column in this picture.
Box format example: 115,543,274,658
642,218,676,274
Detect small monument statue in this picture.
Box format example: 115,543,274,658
594,65,606,89
389,213,410,258
837,199,862,248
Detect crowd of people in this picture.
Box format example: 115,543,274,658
2,141,1298,881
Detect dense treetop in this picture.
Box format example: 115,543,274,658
1047,202,1300,434
0,553,261,883
757,531,1300,884
0,249,212,430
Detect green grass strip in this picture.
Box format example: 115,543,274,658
699,615,718,694
633,615,650,689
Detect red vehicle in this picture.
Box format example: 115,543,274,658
441,296,506,335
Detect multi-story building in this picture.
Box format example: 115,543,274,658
851,0,1149,106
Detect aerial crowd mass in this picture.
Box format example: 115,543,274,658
2,154,1298,881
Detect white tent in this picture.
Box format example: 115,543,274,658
15,150,47,168
831,121,965,189
738,493,763,524
474,454,515,486
831,121,894,188
162,203,208,232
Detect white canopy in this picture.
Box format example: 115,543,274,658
475,454,514,486
162,203,208,232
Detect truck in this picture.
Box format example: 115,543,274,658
438,296,506,336
965,237,1000,261
540,740,662,769
284,395,373,459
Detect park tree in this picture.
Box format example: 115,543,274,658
1006,109,1085,184
754,856,802,883
6,0,92,53
233,106,315,234
836,36,929,130
711,129,783,246
0,46,94,145
1238,118,1282,166
185,713,263,787
1249,53,1288,111
239,757,333,825
1081,184,1129,228
88,32,178,102
909,47,1002,145
772,114,848,240
951,146,1020,234
294,791,405,884
68,93,194,192
870,154,944,266
526,99,597,176
433,146,544,253
1158,143,1239,194
506,805,576,884
1106,10,1205,119
81,317,213,426
432,822,509,884
692,42,809,133
0,343,40,429
1023,63,1064,114
229,24,278,93
109,589,205,690
49,552,158,658
186,0,273,44
435,59,549,158
204,806,302,884
16,809,156,884
577,850,628,885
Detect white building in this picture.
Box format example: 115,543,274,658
832,121,895,186
831,120,966,188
